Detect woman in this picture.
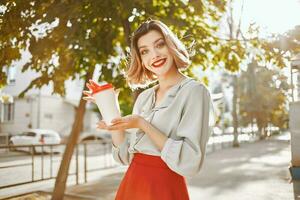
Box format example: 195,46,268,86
83,19,215,200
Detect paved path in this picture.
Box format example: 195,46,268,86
2,134,299,200
63,135,298,200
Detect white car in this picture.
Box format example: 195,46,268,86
79,130,111,143
10,129,61,154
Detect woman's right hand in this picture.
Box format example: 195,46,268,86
82,89,96,103
82,79,99,103
82,79,120,104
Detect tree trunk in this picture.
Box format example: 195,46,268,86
122,18,131,49
232,75,240,147
52,72,92,200
258,127,263,140
251,120,254,135
259,126,267,140
227,1,243,148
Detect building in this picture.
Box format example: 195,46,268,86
0,65,99,141
290,53,300,169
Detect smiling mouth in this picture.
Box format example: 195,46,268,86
151,58,167,68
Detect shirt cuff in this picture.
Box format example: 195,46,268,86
161,138,174,161
111,142,119,150
111,137,129,165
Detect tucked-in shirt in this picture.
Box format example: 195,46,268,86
112,77,215,177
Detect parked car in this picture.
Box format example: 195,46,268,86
79,130,111,143
9,129,61,154
212,127,223,135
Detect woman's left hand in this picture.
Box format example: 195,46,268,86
106,115,145,131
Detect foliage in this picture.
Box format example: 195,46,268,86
260,25,300,68
0,0,230,115
238,61,290,135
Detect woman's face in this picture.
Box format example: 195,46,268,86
137,30,175,77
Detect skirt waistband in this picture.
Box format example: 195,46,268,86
132,153,169,169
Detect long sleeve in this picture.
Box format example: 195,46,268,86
111,132,131,165
160,84,215,177
111,93,143,165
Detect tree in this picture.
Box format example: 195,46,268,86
261,25,300,69
2,0,295,197
238,60,290,139
213,0,294,145
253,25,300,136
215,0,247,147
0,1,229,199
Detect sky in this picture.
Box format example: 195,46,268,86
199,0,300,92
236,0,300,35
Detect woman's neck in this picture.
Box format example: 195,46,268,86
157,69,186,92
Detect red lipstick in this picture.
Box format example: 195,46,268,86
151,58,167,68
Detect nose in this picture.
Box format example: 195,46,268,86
151,49,161,62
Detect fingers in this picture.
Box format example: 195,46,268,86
107,123,126,131
86,82,95,91
83,97,95,103
83,89,95,103
83,90,92,97
89,80,100,88
96,121,108,129
96,119,126,131
111,117,123,124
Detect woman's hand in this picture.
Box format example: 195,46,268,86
97,115,145,131
82,79,120,104
82,90,96,103
97,114,168,152
82,79,99,103
96,120,109,130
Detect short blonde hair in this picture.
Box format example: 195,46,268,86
126,20,191,88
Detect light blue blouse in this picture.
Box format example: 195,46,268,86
112,77,215,177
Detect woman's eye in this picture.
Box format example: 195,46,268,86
140,49,148,55
156,41,165,48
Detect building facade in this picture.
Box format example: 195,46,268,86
0,66,99,141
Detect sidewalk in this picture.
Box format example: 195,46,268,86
63,134,298,200
2,134,299,200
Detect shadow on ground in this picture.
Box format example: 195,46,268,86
187,139,292,199
66,172,125,200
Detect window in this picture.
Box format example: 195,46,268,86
21,132,36,137
7,66,16,85
42,134,54,138
0,102,15,122
44,113,53,119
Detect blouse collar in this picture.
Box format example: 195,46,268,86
150,76,193,110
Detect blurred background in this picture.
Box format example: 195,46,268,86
0,0,300,199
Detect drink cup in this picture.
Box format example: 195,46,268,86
92,83,121,125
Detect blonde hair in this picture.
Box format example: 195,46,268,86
126,20,191,88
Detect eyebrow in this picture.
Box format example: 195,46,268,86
138,38,164,50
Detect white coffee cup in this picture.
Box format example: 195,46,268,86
92,83,121,125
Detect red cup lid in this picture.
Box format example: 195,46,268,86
92,83,114,95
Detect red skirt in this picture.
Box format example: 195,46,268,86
115,153,189,200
